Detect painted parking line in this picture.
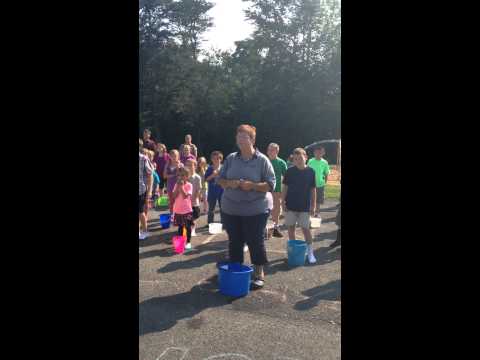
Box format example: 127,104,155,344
156,347,189,360
202,233,219,244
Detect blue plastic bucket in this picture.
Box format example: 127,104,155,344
217,262,253,297
159,214,171,229
287,240,307,266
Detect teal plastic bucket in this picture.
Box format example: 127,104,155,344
287,240,307,266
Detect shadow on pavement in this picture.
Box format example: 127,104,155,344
156,248,229,273
139,247,178,260
182,238,229,255
264,258,294,276
321,216,339,224
312,246,341,266
318,204,340,212
314,229,338,243
139,229,177,248
139,278,229,336
294,279,341,310
140,238,229,261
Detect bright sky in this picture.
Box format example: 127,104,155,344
201,0,255,53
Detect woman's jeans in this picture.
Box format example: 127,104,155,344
222,211,269,266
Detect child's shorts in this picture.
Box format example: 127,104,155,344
284,211,310,229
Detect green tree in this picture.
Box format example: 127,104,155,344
139,0,341,162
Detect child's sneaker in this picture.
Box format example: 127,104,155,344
307,245,317,264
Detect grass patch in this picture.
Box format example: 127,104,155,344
325,184,341,200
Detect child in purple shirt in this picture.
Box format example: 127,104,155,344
180,144,196,164
164,149,184,214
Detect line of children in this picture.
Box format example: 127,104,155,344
142,133,338,258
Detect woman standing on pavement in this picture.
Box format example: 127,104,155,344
217,124,276,289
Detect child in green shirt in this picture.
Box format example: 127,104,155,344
307,146,330,217
267,143,288,237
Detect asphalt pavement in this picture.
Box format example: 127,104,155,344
139,200,341,360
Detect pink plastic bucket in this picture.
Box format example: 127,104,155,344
173,235,186,254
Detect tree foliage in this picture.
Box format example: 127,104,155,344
139,0,341,162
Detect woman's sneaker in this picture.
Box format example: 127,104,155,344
251,278,265,290
185,242,192,250
243,245,249,252
191,227,197,237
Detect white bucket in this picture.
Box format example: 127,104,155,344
310,217,322,228
209,223,223,234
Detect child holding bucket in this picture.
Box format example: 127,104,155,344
172,167,194,250
281,148,317,264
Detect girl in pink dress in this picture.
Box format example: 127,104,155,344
172,167,194,250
